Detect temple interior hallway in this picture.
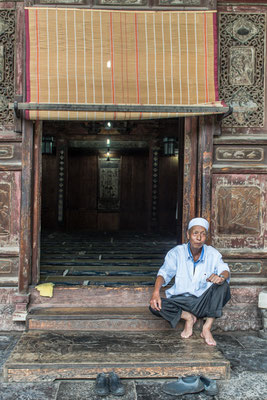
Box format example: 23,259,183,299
40,231,177,286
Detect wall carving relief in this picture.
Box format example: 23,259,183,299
0,9,15,129
151,149,159,224
0,183,11,240
58,148,65,223
229,47,254,86
212,175,267,250
219,13,265,128
0,259,12,274
0,172,20,248
0,145,13,159
98,158,121,211
159,0,200,4
227,261,262,274
97,0,146,4
217,186,261,235
215,147,264,162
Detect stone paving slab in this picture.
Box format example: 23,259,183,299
56,380,136,400
0,382,59,400
0,332,266,400
0,334,21,373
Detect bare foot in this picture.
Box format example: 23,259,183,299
180,313,197,339
200,329,217,346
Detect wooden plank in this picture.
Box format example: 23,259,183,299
4,331,230,382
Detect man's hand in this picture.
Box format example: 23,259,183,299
206,273,225,284
150,292,162,311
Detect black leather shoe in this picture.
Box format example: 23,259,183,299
95,373,109,396
200,376,219,396
109,372,126,396
162,376,204,396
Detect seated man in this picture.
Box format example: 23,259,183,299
149,217,231,346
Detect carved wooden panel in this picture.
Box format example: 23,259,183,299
213,145,267,168
0,9,15,129
219,13,265,128
0,171,21,247
0,143,21,166
0,257,18,277
98,158,121,211
212,174,267,250
226,260,262,274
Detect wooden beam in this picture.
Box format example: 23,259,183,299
11,102,229,115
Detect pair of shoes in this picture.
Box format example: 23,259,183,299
200,376,219,396
162,375,219,396
162,376,204,396
95,372,126,397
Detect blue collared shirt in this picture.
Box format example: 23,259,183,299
157,243,230,298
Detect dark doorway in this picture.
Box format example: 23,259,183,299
39,119,184,286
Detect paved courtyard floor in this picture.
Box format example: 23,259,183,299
0,331,266,400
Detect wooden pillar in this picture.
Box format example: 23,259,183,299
31,121,42,285
57,139,68,228
19,119,33,293
148,140,159,231
198,115,214,222
182,117,198,242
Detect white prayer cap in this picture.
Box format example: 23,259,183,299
188,217,209,232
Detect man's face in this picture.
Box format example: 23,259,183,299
187,225,207,250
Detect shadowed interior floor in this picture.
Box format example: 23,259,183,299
40,231,176,286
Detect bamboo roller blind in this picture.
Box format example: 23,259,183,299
25,8,225,121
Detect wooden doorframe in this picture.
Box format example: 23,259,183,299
31,121,42,285
19,119,34,293
19,120,42,292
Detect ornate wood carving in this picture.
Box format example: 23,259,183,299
58,147,65,223
151,149,159,224
217,186,261,235
215,147,264,162
0,259,12,273
219,13,265,128
159,0,200,4
97,0,147,4
98,158,121,211
229,47,254,86
227,260,262,274
0,9,15,129
212,174,267,250
0,145,13,159
0,182,11,240
0,171,21,247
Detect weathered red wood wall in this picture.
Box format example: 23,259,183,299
212,1,267,291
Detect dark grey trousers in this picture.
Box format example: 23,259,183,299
149,281,231,328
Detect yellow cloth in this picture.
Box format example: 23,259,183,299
35,283,55,297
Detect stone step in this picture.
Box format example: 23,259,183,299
27,306,184,331
3,331,230,382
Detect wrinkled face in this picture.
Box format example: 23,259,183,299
187,225,207,250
